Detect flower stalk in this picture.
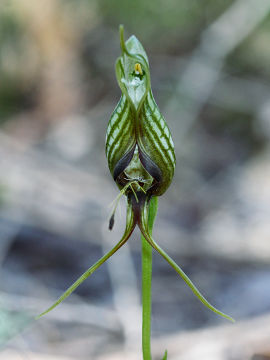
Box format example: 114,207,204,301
141,196,157,360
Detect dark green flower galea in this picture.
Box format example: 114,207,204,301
36,26,234,325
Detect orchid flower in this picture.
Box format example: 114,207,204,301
37,25,234,360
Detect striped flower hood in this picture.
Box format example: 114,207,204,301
106,27,176,198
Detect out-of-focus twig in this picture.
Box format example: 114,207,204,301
165,0,270,153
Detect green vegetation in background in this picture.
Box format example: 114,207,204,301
96,0,235,50
226,14,270,80
0,10,35,121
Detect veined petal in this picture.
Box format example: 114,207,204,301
137,91,176,196
106,95,136,181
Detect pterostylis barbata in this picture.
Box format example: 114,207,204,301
37,25,234,360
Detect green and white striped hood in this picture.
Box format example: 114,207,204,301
106,26,175,197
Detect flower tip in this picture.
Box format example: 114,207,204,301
219,312,235,323
109,213,115,230
35,312,44,320
119,24,126,54
119,24,124,33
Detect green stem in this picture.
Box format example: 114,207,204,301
141,230,152,359
141,196,158,360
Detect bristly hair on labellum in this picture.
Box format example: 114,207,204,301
36,25,234,325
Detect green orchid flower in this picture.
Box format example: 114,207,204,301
36,25,234,360
106,25,233,323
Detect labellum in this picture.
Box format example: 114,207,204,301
37,25,234,330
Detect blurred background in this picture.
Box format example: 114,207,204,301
0,0,270,359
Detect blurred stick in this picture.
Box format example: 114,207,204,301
165,0,270,153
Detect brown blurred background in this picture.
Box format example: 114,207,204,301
1,0,270,359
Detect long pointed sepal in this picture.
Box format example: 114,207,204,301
36,201,136,319
139,202,235,323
